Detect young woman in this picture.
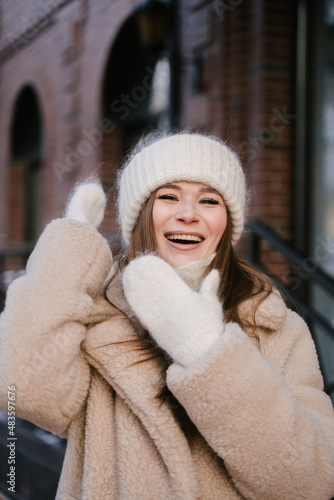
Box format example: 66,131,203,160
1,132,334,500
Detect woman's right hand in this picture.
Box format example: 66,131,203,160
65,181,106,228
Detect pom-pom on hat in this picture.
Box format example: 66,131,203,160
118,133,246,246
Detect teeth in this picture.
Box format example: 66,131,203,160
167,234,202,242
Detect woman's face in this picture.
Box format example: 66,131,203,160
152,181,227,267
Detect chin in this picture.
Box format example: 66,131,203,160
164,253,202,268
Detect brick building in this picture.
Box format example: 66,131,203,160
0,0,333,380
0,0,296,253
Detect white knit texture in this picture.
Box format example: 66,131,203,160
122,255,225,368
118,134,246,245
65,182,106,229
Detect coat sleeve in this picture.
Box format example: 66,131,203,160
0,218,113,437
167,312,334,500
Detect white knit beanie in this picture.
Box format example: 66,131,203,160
118,133,246,245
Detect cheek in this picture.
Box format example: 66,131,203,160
152,202,162,235
152,201,170,237
209,209,228,242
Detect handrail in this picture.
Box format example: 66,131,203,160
249,259,334,340
246,219,334,296
246,219,334,397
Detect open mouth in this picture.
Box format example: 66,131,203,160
165,234,204,245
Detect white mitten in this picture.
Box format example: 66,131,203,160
65,182,106,228
122,255,225,367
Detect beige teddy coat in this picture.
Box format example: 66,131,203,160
1,219,334,500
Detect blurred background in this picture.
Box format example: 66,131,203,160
0,0,334,498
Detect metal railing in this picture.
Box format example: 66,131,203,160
246,219,334,397
0,243,34,310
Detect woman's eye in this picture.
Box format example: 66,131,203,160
200,198,219,205
157,194,178,201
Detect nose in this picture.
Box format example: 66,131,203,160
176,200,199,223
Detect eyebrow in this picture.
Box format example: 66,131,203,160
199,186,222,196
157,184,222,197
158,184,181,190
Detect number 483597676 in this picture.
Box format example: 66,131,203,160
7,386,16,434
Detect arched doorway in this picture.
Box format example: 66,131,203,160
99,0,174,245
8,85,43,244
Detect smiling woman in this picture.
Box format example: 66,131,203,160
152,181,227,267
1,131,334,500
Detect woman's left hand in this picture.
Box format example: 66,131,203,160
122,255,225,367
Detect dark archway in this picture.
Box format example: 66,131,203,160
102,0,174,145
9,85,43,243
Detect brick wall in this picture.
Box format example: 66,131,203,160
0,0,298,282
